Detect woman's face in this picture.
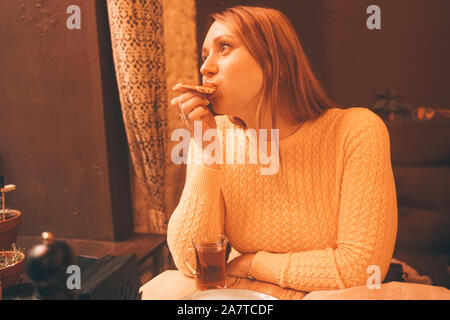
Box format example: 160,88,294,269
201,21,264,120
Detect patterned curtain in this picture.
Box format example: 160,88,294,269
106,0,168,235
106,0,199,237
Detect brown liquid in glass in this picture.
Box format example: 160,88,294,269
194,246,226,290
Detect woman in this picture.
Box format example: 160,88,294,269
167,6,397,298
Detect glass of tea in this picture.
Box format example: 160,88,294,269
184,234,228,290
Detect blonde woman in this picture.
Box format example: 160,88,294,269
167,6,397,299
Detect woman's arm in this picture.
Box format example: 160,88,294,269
248,109,398,292
167,138,226,277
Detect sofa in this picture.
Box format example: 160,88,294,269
385,119,450,289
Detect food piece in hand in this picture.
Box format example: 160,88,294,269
172,82,221,116
172,83,216,95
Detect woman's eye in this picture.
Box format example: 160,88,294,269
219,41,231,53
201,41,231,61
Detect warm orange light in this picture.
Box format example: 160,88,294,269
41,232,54,243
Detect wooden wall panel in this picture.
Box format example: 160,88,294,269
0,0,132,240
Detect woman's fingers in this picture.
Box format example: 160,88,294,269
181,97,210,117
170,92,194,107
170,91,218,168
187,106,210,121
171,92,213,123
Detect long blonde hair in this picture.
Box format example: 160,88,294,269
209,6,335,129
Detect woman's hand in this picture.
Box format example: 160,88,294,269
171,91,219,169
226,253,256,279
171,91,217,132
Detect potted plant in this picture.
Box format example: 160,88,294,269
370,88,414,121
0,243,26,290
0,177,21,251
370,89,450,122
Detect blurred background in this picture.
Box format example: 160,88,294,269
0,0,449,289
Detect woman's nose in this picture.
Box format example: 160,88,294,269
200,57,218,78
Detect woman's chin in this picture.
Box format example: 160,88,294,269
210,101,237,117
210,103,226,116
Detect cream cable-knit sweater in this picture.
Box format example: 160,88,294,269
167,107,398,292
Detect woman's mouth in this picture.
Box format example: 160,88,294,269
207,89,216,100
203,79,217,88
205,84,218,101
202,81,224,114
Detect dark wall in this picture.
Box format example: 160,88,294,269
196,0,450,109
0,0,132,240
322,0,450,109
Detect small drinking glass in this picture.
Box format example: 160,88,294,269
184,234,228,290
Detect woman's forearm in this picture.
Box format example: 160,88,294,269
167,163,225,276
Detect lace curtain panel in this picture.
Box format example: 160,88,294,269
106,0,199,235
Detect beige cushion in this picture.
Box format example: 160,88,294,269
303,281,450,300
139,270,197,300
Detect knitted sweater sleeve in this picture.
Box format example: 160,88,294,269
250,109,398,292
167,134,226,278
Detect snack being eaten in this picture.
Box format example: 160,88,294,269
172,83,216,95
172,82,221,116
